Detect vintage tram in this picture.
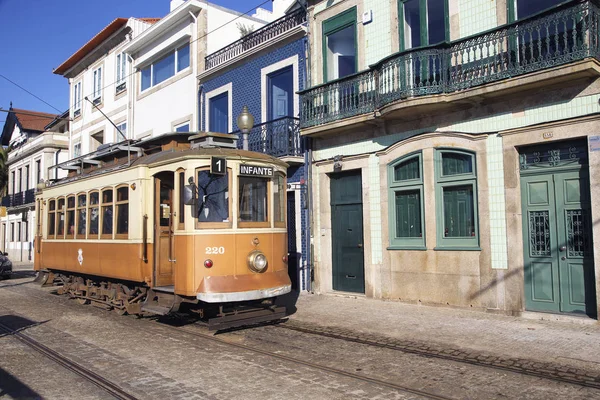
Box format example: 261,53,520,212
34,132,291,330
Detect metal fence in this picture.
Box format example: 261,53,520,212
233,117,303,158
1,189,35,208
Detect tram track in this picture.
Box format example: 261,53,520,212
0,314,140,400
274,321,600,391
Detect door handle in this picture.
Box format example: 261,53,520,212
561,256,566,261
357,244,363,248
559,246,566,252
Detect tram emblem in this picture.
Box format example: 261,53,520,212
77,249,83,266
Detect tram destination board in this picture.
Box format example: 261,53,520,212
239,164,274,177
211,157,226,175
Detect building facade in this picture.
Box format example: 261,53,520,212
0,107,69,262
301,0,600,318
198,3,309,290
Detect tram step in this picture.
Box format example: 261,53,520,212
141,304,171,315
208,306,287,331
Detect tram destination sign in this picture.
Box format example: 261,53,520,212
239,164,274,177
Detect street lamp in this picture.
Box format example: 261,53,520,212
236,106,254,151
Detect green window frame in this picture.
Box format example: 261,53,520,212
322,7,358,82
388,152,426,249
434,149,479,250
398,0,449,51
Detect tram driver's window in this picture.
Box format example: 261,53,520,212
88,191,99,237
57,198,65,237
239,176,268,225
274,173,285,227
197,170,229,223
101,188,113,238
48,199,56,237
115,186,128,237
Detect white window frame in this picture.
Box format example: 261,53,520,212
115,121,127,140
140,43,190,92
92,66,103,103
116,52,127,93
204,82,233,133
174,121,190,132
260,55,300,123
73,81,82,117
73,142,81,158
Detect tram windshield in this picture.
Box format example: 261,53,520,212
239,177,268,222
197,170,229,222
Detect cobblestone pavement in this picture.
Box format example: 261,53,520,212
1,267,599,399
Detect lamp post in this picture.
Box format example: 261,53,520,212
236,106,254,151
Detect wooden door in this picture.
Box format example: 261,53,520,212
154,173,175,287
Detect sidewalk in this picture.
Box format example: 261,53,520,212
287,292,600,372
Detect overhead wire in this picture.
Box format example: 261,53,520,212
0,74,64,113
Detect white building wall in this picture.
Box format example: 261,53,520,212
205,5,267,54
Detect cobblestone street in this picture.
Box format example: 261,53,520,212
1,266,599,399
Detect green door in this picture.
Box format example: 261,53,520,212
521,170,595,316
330,170,365,293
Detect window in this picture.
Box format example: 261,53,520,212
268,67,293,120
239,176,269,226
178,170,185,228
17,168,22,193
140,43,190,91
73,81,82,117
435,149,479,249
115,186,128,237
73,142,81,158
174,122,190,132
209,93,229,133
10,223,14,242
196,169,230,227
116,122,127,140
509,0,563,21
48,199,56,237
10,171,14,195
116,52,127,93
17,222,21,242
274,173,285,227
66,195,76,238
88,191,99,237
57,198,65,237
399,0,448,50
101,188,113,238
25,165,29,191
323,7,357,81
90,131,104,152
388,152,425,249
35,160,41,185
92,66,102,103
77,193,87,238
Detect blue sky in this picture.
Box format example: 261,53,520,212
0,0,269,123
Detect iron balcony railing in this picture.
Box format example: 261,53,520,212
233,116,303,158
301,0,600,128
1,189,35,208
205,9,306,69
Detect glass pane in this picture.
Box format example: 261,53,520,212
274,175,285,223
175,124,190,132
67,196,75,208
395,190,422,238
77,209,86,236
49,200,55,211
443,185,475,237
102,190,113,204
209,93,228,133
78,194,86,207
517,0,563,20
179,172,185,224
67,210,75,235
326,24,356,80
403,0,421,49
102,206,113,235
141,66,151,90
239,177,268,222
48,212,55,235
177,44,190,72
117,187,128,201
427,0,445,44
90,192,99,205
116,204,128,234
153,52,175,86
394,156,420,181
197,170,229,222
89,207,99,235
442,152,473,176
57,212,65,235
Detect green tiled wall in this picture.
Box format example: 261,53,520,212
364,0,392,65
459,0,498,38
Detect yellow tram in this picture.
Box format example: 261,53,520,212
34,132,291,329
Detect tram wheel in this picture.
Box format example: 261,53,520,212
76,297,89,305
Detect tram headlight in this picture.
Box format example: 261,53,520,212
247,250,268,273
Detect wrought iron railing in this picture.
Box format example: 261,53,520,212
301,0,600,128
233,117,303,158
205,9,306,69
1,189,35,208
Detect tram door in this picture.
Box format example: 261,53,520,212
154,172,175,288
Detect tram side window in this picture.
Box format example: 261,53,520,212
66,196,76,238
48,199,56,237
274,173,285,226
89,191,99,237
57,198,65,237
239,177,268,224
101,189,113,237
197,170,229,223
115,186,128,236
77,193,87,238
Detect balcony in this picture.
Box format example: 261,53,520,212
205,9,306,70
233,117,303,163
1,189,36,209
300,0,600,130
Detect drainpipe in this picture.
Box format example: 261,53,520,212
198,84,204,131
127,54,135,139
189,10,198,130
305,137,312,293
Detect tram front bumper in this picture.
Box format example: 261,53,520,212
196,269,292,303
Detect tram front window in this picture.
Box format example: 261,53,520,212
197,170,229,223
239,177,268,222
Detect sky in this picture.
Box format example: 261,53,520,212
0,0,271,124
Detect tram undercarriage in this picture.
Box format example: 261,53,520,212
35,270,286,330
